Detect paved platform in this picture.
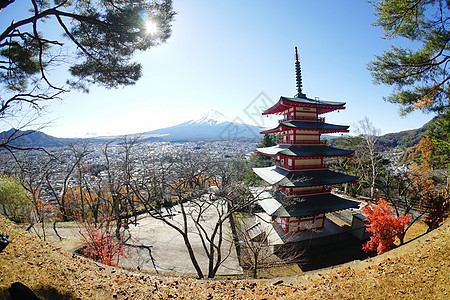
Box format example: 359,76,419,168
119,203,243,276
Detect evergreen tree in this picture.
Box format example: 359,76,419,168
369,0,450,115
0,0,175,148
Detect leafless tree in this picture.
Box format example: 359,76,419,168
99,141,131,239
234,212,305,278
45,142,91,222
355,117,382,200
128,152,258,278
9,150,54,240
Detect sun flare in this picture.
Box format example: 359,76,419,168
145,20,158,35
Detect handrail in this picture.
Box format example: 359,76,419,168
279,116,325,123
279,187,331,196
275,161,329,170
277,140,325,145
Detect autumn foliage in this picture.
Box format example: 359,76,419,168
407,133,449,231
362,199,410,254
422,188,449,231
80,219,126,266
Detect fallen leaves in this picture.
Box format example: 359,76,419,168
0,215,449,299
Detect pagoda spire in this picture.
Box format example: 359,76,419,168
294,46,306,98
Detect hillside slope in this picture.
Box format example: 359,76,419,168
0,216,448,299
0,129,70,148
377,117,436,148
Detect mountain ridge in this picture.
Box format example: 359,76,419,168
0,112,435,148
0,111,262,147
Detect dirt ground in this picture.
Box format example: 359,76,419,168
0,215,448,299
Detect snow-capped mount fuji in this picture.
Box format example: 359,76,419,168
188,110,231,125
139,110,262,141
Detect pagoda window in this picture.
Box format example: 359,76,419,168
295,112,316,118
297,130,319,135
295,158,321,166
280,159,285,165
288,158,292,166
313,214,326,228
290,186,328,195
296,134,319,141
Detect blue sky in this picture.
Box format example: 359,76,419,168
2,1,434,138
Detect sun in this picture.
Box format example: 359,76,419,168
145,20,158,35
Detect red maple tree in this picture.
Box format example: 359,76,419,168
80,218,127,266
362,199,410,254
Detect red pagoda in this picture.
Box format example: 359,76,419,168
253,47,359,234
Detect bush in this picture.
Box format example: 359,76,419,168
362,199,410,254
0,175,32,222
80,219,127,266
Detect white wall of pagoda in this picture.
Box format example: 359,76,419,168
273,214,325,233
279,186,330,197
276,157,324,170
280,129,322,145
281,107,319,122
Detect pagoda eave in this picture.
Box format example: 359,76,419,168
255,152,352,159
250,187,360,218
262,96,346,116
253,166,358,187
260,121,350,135
260,127,349,135
256,145,354,158
255,152,353,159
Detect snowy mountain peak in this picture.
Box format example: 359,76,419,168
189,110,231,125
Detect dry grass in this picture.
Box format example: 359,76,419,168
402,219,429,244
0,215,448,299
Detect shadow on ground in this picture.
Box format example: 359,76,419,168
0,285,76,300
297,234,376,271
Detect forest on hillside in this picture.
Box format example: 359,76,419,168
376,119,433,149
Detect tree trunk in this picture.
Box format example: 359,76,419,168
53,221,62,241
60,201,69,222
253,252,258,279
183,235,204,279
41,219,46,241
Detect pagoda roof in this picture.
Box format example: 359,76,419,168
256,145,354,158
263,96,346,115
261,121,349,134
253,166,357,187
250,187,360,218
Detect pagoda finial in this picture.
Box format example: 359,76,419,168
294,46,306,98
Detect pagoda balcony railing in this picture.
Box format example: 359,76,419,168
275,162,329,170
278,187,331,197
277,140,326,145
279,116,325,123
